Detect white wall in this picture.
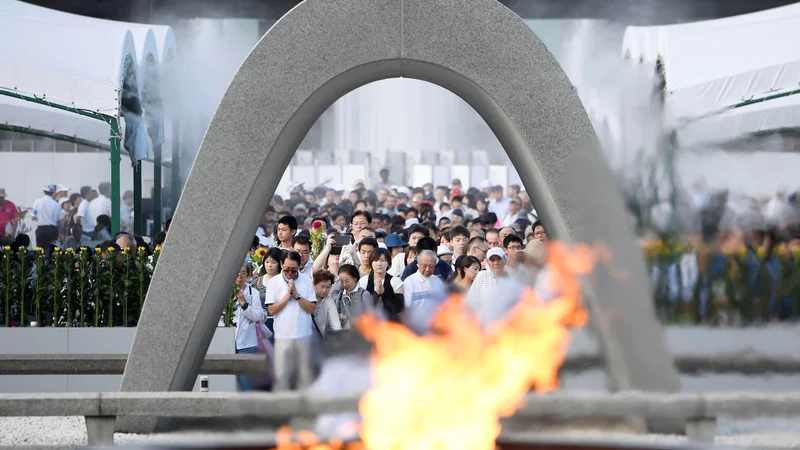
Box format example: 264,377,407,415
0,327,236,393
0,152,153,209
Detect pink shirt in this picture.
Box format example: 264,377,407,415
0,200,19,237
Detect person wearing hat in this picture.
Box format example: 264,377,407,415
383,234,406,259
55,184,70,202
468,247,507,299
30,184,64,249
0,188,19,244
436,245,454,265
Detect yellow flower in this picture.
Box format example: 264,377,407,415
107,247,115,253
776,244,789,259
137,246,146,253
736,246,747,258
653,240,664,254
256,247,267,259
53,247,61,252
756,246,767,259
95,247,102,253
3,246,10,251
35,247,44,254
121,248,130,254
154,245,162,252
65,247,75,254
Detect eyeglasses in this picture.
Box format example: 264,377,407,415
283,267,298,273
507,245,522,251
474,247,488,255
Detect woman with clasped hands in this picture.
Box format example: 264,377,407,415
233,263,265,391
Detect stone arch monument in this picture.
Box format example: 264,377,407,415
121,0,681,433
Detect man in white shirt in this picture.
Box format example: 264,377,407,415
265,251,317,391
488,186,510,220
120,191,134,233
89,182,113,225
76,186,95,235
31,184,64,248
501,198,524,227
402,250,446,332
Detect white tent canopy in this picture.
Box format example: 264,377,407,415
622,3,800,64
0,0,174,66
0,15,138,118
660,18,800,121
622,5,800,146
680,94,800,148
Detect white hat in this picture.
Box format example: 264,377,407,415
378,242,388,250
333,184,346,192
396,186,411,195
479,180,493,189
58,198,69,206
487,247,507,261
353,179,365,186
404,218,419,228
437,245,453,257
42,184,56,193
56,184,70,193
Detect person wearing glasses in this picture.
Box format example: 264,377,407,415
339,210,372,266
467,236,489,269
292,236,314,276
264,251,317,391
502,234,525,277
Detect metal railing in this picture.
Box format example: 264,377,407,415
3,390,800,446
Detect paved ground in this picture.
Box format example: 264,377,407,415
4,417,800,448
5,325,800,447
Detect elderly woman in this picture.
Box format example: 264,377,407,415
333,264,377,329
312,270,342,338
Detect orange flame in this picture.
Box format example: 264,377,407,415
275,241,596,450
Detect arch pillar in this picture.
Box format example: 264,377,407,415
120,0,681,433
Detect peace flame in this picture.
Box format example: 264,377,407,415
274,242,597,450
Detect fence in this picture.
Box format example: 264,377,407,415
6,241,800,328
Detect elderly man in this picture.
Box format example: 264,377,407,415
115,232,136,250
468,248,507,300
402,249,446,332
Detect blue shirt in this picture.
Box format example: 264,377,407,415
400,259,453,282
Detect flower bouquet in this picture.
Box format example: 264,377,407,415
310,219,326,261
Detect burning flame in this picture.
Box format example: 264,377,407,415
275,242,596,450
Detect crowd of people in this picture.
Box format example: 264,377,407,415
231,175,552,391
0,182,136,250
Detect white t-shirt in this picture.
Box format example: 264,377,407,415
89,195,112,224
264,273,316,340
402,272,445,311
77,199,94,233
31,195,63,227
358,274,403,292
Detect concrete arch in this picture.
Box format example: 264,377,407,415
121,0,680,433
